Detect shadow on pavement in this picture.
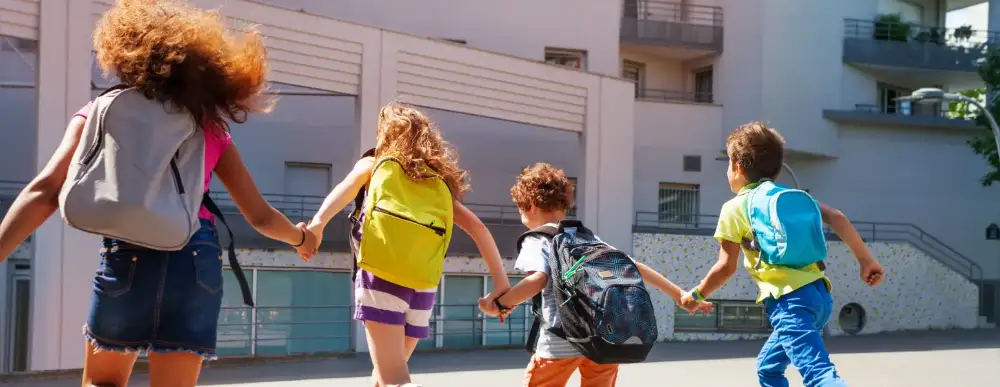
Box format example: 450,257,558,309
193,329,1000,386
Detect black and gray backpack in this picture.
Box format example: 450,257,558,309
517,220,658,364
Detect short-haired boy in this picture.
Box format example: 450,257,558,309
680,122,884,387
481,163,712,387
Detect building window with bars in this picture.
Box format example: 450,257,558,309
658,182,699,225
622,60,644,98
544,48,587,70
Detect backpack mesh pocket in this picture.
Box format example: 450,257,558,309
594,285,657,345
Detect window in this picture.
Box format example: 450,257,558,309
284,162,331,220
674,301,770,332
694,67,714,103
622,61,645,98
658,183,699,224
545,48,587,71
878,83,940,116
567,177,578,218
217,269,353,356
433,275,530,349
683,155,702,172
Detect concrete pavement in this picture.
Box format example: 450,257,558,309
7,329,1000,386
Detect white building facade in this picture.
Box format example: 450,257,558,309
0,0,997,373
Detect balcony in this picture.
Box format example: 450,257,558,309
637,88,713,104
843,18,993,74
822,103,979,131
620,0,723,58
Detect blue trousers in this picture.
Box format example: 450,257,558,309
757,280,846,387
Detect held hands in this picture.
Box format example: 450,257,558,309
678,292,715,315
293,222,319,261
478,291,513,323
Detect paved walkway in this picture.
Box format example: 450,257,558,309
8,329,1000,386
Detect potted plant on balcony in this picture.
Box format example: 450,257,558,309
873,13,910,42
954,25,974,42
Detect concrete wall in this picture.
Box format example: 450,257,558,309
257,0,623,77
791,124,1000,279
633,233,980,340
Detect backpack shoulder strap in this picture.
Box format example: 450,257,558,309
350,148,376,282
201,192,255,307
516,224,559,254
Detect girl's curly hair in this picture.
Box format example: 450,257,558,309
93,0,274,131
375,104,469,200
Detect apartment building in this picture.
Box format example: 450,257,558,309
0,0,997,373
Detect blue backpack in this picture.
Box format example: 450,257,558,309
743,180,827,270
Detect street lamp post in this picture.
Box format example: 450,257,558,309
715,156,801,189
898,87,1000,157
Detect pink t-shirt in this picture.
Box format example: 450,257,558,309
74,102,232,220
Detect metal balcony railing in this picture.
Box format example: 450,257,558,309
844,19,998,48
638,88,713,104
842,19,995,72
852,103,968,120
621,1,723,51
634,211,983,282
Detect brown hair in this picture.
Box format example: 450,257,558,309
375,104,469,199
726,121,786,182
510,163,575,212
93,0,273,132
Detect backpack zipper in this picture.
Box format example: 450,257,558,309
372,206,446,236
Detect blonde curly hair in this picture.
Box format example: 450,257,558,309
93,0,273,131
375,104,469,199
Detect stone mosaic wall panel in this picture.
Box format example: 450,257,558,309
632,233,979,340
226,232,979,342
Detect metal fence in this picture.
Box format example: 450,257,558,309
638,88,713,104
215,303,534,357
634,211,983,281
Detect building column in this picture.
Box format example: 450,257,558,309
991,0,1000,43
351,30,396,354
31,0,94,371
582,78,636,254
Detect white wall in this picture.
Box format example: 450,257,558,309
633,100,730,215
795,124,1000,279
258,0,623,77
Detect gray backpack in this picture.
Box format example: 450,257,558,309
59,86,206,250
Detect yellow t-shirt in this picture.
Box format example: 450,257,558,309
714,183,831,303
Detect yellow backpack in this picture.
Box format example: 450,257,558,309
358,156,454,289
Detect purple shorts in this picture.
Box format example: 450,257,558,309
354,269,437,339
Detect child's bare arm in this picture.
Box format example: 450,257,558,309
819,203,873,265
454,201,511,293
693,240,742,298
635,262,684,303
819,202,884,286
496,271,547,307
308,158,373,232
